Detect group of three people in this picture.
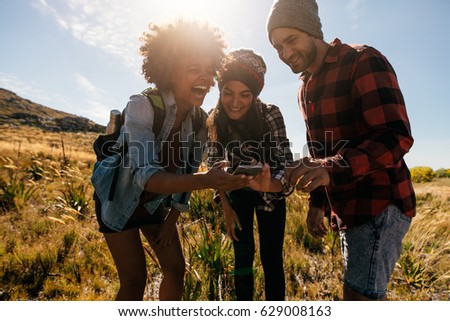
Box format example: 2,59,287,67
91,0,416,301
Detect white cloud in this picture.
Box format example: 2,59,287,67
34,0,69,30
32,0,143,69
31,0,248,71
75,73,104,99
74,73,110,124
80,99,110,125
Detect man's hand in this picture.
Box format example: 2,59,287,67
285,157,330,192
307,207,328,238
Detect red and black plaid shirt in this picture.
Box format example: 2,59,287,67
300,38,416,227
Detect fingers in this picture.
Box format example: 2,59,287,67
297,170,314,188
307,221,328,238
150,226,176,247
230,224,239,241
235,216,242,231
222,175,253,191
224,211,241,241
292,166,330,192
248,163,271,192
212,160,230,169
226,220,240,241
208,167,253,191
289,167,304,186
307,207,328,238
296,173,321,192
289,160,314,186
315,222,328,238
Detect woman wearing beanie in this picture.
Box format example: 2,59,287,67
206,49,294,300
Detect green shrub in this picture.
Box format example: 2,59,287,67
434,168,450,178
0,173,38,211
58,175,90,217
410,166,435,183
28,160,45,181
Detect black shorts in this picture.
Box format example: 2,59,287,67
94,193,166,233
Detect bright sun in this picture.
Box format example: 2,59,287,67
139,0,236,28
169,0,221,22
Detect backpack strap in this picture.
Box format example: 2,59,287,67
142,87,205,136
142,88,166,139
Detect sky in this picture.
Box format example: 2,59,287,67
0,0,449,170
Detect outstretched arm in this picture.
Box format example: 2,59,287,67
144,167,252,194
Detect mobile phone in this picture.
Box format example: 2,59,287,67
233,165,263,177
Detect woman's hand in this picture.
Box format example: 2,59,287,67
223,205,241,241
217,190,241,241
248,163,270,192
150,208,180,246
248,164,283,192
205,162,253,191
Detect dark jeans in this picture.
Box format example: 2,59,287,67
228,189,286,300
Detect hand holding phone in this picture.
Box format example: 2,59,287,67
233,165,263,177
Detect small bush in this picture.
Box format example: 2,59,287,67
0,175,38,211
410,166,435,183
434,168,450,178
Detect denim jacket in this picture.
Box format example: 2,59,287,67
91,90,207,231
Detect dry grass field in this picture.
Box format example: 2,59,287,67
0,124,448,301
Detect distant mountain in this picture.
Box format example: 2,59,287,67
0,88,105,133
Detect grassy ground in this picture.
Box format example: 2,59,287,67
0,125,448,300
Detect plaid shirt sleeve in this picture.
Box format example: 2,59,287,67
323,47,414,186
260,104,295,209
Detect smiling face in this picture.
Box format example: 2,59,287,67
220,80,253,120
170,54,215,112
270,27,317,74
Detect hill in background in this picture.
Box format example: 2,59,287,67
0,88,104,133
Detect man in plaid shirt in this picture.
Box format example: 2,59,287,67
267,0,416,300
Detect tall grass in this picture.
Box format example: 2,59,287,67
390,189,450,299
0,126,448,300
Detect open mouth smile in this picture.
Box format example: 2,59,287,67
192,85,209,98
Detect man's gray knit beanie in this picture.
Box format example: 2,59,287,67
267,0,323,41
